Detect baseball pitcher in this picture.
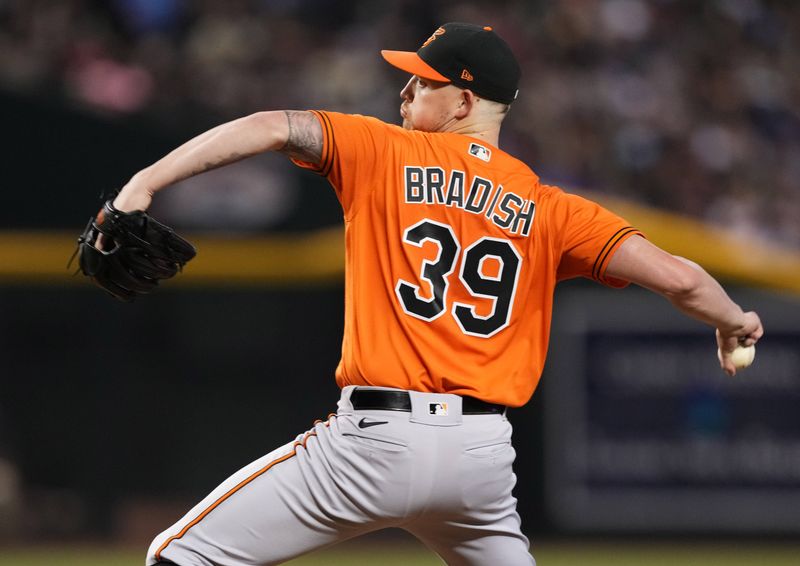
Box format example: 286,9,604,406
78,23,763,566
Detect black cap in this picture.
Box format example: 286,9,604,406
381,22,521,104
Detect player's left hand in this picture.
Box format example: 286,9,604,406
72,198,196,301
112,184,154,214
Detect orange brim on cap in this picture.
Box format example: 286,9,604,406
380,50,450,82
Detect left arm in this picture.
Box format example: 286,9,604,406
112,110,322,212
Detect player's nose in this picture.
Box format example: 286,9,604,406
400,77,415,101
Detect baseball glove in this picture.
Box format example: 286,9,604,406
73,199,196,301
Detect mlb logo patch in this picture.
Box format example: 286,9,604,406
429,402,449,416
468,143,491,162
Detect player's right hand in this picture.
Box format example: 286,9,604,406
716,311,764,376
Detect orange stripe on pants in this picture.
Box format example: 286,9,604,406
155,450,297,560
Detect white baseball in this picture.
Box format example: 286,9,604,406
717,344,756,369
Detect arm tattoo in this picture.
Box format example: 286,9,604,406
278,111,323,165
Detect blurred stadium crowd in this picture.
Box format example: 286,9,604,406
1,0,799,246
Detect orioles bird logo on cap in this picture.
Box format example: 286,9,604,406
422,26,445,47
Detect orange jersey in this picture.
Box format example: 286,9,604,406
293,111,642,407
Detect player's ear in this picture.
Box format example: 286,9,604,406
454,89,475,119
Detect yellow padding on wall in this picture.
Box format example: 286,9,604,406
0,195,798,293
0,227,345,286
588,193,800,294
185,227,344,284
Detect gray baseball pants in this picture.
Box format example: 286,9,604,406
146,386,534,565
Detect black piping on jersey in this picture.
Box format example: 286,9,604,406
592,226,638,282
304,110,335,177
318,111,336,178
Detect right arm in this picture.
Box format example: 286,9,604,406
112,110,323,212
605,235,764,376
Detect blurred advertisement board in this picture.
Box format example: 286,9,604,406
544,283,800,532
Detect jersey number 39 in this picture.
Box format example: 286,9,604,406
395,219,522,338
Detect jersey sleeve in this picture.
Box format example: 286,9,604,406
551,189,644,288
291,110,396,218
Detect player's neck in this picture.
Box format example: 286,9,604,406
448,121,500,148
462,129,500,148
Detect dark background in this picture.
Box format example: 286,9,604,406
1,0,799,549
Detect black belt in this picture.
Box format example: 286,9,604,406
350,388,506,415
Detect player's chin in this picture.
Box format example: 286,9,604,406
402,117,435,132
